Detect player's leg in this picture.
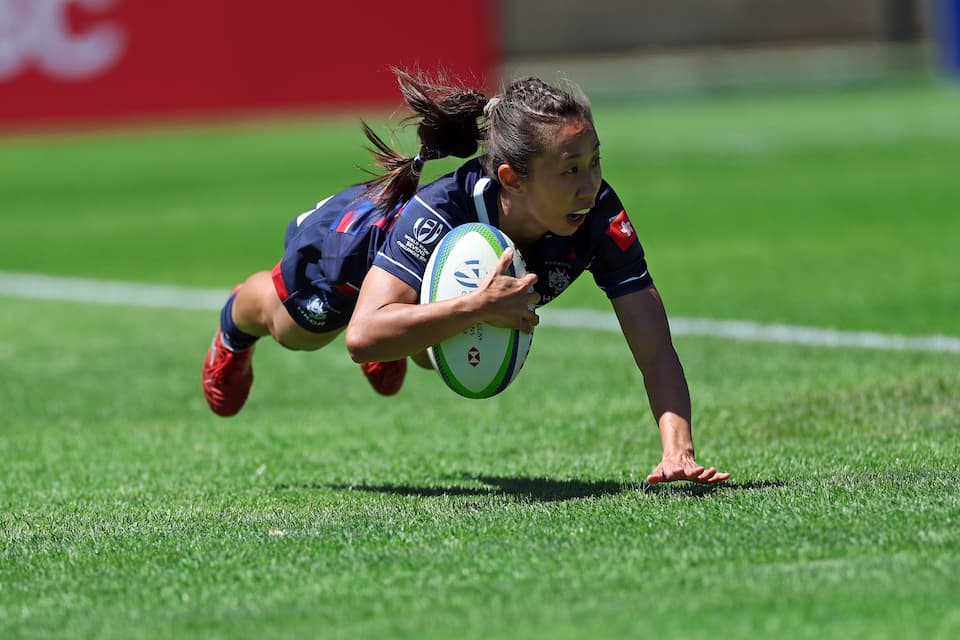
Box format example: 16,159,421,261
360,350,432,397
201,277,261,417
253,265,410,395
231,271,341,351
202,271,343,418
410,350,433,369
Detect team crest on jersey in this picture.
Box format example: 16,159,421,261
399,217,439,263
548,267,571,294
605,210,636,252
303,295,329,326
413,217,443,244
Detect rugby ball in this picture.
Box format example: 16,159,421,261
420,223,533,399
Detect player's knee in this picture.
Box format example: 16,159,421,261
270,312,340,352
273,329,325,351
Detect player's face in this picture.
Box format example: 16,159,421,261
521,118,602,236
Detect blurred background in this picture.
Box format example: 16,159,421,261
502,0,958,96
1,0,958,129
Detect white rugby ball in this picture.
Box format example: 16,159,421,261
420,222,533,399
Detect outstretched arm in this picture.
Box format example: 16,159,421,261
611,287,730,485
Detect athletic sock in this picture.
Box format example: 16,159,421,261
219,293,260,352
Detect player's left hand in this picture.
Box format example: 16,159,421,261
646,452,730,485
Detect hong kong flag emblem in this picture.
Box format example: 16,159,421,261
605,210,636,252
467,347,480,367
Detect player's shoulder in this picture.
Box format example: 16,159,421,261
374,159,489,290
594,180,623,214
583,179,646,260
584,180,628,230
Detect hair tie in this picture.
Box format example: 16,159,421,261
483,96,501,119
411,153,425,178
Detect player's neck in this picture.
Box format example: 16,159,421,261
497,191,543,252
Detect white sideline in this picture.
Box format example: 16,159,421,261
1,271,958,354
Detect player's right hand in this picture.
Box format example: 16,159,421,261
477,248,540,333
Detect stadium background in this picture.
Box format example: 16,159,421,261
1,0,958,129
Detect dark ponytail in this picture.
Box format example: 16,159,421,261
360,68,488,213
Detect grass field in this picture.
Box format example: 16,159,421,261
2,80,959,639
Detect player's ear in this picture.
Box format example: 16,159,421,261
497,164,525,195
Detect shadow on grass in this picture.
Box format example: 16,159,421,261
309,475,630,503
642,479,787,497
281,476,786,503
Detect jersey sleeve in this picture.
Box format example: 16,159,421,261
589,183,654,298
371,195,460,292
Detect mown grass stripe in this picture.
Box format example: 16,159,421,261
2,271,958,353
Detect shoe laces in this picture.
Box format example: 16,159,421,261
208,335,251,381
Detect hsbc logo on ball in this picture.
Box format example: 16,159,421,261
0,0,127,82
467,347,480,368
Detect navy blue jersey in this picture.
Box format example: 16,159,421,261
273,186,402,331
275,158,652,332
374,158,653,305
282,186,400,295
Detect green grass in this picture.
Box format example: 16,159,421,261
2,81,960,639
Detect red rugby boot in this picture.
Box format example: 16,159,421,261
202,330,255,416
360,359,407,396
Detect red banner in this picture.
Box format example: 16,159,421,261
0,0,499,129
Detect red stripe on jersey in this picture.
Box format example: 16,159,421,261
605,210,637,252
335,209,358,233
370,215,390,229
271,261,290,300
333,283,360,297
370,208,403,230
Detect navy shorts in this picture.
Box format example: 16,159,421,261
271,213,360,334
271,192,384,334
271,261,356,334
